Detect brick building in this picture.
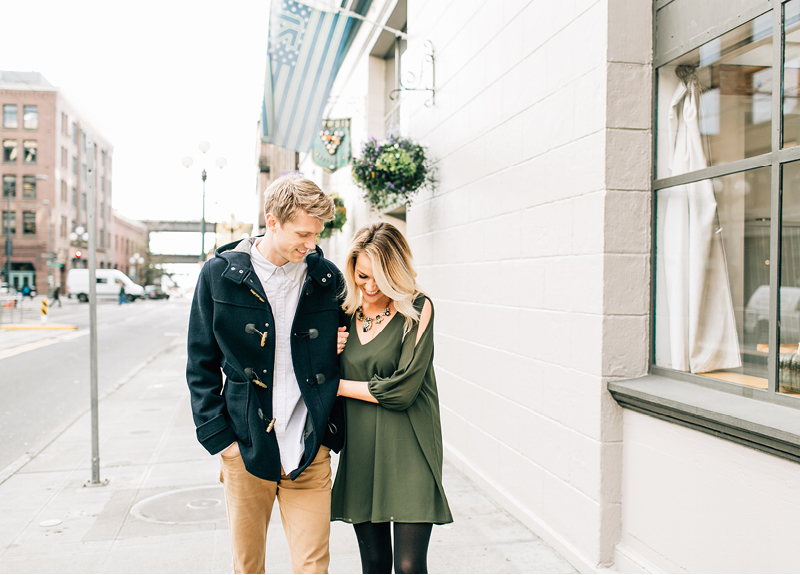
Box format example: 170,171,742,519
1,71,115,293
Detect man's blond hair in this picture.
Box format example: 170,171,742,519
263,174,335,225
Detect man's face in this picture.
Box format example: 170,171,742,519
266,210,323,266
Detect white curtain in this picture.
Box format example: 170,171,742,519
662,81,741,373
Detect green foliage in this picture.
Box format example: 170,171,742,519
351,134,434,209
318,194,347,240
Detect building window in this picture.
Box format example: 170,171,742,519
72,122,77,144
3,105,17,129
3,140,17,163
22,175,36,199
2,175,15,198
61,180,67,203
99,201,104,220
72,156,77,175
22,106,38,130
61,112,68,135
101,176,105,193
71,186,77,207
653,2,800,401
81,131,86,153
22,140,36,164
82,163,86,182
81,192,86,211
60,215,67,238
22,211,35,235
2,211,15,235
101,149,106,169
61,146,67,168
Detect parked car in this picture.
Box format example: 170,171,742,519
66,269,144,302
144,285,169,300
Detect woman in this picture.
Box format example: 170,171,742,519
332,222,452,574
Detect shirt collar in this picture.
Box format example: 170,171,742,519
250,239,306,284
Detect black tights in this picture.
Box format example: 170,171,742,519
353,522,433,574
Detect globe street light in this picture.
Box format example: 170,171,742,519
182,142,226,263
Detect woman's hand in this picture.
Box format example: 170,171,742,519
337,326,349,354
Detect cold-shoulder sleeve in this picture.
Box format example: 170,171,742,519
367,296,434,411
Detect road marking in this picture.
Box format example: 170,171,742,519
0,329,89,360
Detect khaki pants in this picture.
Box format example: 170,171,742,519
220,446,332,574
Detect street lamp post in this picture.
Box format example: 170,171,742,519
41,199,53,297
182,142,226,263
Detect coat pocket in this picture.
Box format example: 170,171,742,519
223,379,252,446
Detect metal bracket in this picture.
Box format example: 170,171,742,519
389,40,435,107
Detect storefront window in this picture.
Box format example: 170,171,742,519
656,13,773,179
655,167,771,388
784,1,800,147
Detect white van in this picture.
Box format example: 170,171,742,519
66,269,145,302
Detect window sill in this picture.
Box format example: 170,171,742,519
608,374,800,464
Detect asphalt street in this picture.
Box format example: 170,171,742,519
0,296,190,471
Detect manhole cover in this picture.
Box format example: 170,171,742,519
130,486,226,525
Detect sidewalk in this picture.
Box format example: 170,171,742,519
0,332,575,574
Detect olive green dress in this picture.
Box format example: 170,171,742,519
331,295,453,525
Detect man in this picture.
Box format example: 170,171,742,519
187,175,347,574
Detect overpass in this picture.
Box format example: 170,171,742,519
142,220,218,264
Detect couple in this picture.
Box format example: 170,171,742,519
186,175,452,574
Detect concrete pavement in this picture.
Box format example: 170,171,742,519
0,325,576,573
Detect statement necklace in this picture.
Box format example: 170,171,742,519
356,305,390,332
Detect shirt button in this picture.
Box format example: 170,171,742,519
231,267,236,270
262,369,267,374
327,273,331,277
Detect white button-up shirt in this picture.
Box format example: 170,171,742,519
250,239,308,474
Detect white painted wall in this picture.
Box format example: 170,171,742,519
397,0,650,569
616,411,800,574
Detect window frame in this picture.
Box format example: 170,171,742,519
3,139,17,164
22,105,38,130
2,104,18,129
22,140,37,165
21,210,36,235
610,0,800,465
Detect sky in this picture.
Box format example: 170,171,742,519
1,0,273,230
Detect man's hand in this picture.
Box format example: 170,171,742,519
337,326,349,355
221,442,240,458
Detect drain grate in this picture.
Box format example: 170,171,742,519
130,485,227,525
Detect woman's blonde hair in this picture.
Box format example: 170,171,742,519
343,222,423,334
263,174,335,225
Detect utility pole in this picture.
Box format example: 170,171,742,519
5,178,11,289
85,132,105,487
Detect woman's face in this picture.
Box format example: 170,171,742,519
354,252,386,305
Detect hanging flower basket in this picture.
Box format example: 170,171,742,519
318,194,347,239
351,134,434,209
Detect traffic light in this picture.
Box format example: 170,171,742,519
74,250,82,259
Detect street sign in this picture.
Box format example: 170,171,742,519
47,262,63,268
